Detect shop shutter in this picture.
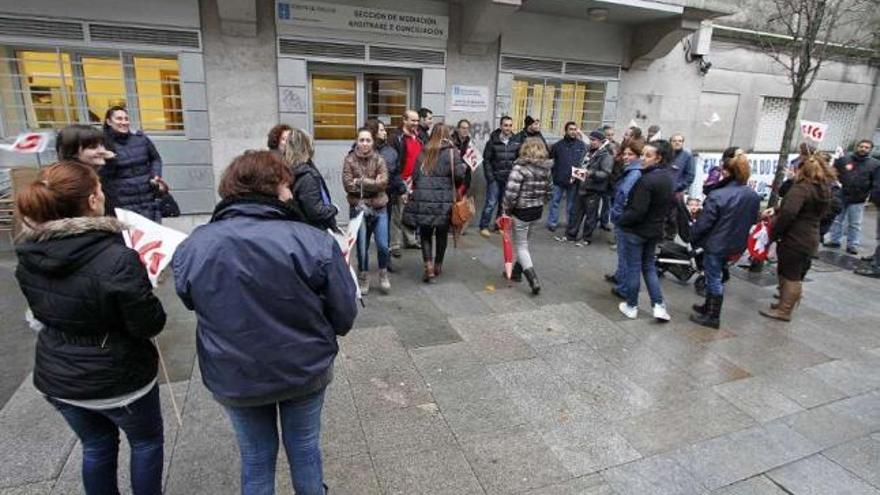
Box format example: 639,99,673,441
500,56,563,74
754,97,792,152
369,46,445,66
279,39,366,60
823,102,859,150
564,62,619,79
0,16,84,41
88,24,200,49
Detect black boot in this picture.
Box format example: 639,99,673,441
690,294,722,329
692,296,708,314
510,262,523,282
523,267,541,295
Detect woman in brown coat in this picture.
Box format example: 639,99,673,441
343,128,389,295
759,154,832,321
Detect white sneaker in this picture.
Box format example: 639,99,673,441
379,269,391,294
358,271,370,295
618,302,638,319
653,303,671,322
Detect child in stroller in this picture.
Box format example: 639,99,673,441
655,197,729,293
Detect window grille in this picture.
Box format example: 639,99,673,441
0,47,183,133
823,102,858,151
509,78,606,136
754,97,791,152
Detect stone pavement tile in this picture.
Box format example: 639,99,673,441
670,422,819,490
712,377,805,423
777,402,874,451
459,425,570,494
602,454,709,495
827,391,880,431
372,445,484,495
804,356,880,397
758,370,848,409
321,372,368,460
410,341,485,381
823,434,880,489
541,420,642,476
360,403,455,456
707,337,832,376
0,482,54,495
519,302,638,350
448,314,537,364
596,341,700,397
350,303,392,329
323,453,381,495
710,476,789,494
51,382,189,495
428,375,527,438
475,284,540,314
421,281,494,316
767,454,880,495
791,320,880,360
537,343,656,422
381,295,463,349
0,376,75,489
519,474,616,495
614,389,755,456
487,357,604,431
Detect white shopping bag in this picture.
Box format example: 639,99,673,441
330,211,364,302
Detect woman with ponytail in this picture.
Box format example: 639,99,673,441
14,161,167,495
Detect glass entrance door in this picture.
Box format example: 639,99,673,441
310,71,411,140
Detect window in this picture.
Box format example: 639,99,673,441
754,97,793,152
1,48,183,132
510,78,606,136
310,71,412,140
823,102,858,151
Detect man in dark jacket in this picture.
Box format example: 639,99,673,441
826,139,879,255
417,107,433,143
564,130,613,244
479,116,522,236
547,121,586,231
515,115,549,152
854,161,880,277
669,133,696,195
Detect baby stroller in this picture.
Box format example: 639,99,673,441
655,199,701,282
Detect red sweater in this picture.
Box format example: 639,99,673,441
402,134,423,180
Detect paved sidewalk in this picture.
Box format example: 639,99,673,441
0,210,878,494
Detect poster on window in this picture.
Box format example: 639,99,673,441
450,85,489,112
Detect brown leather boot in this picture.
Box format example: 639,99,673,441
433,263,442,278
760,278,801,321
423,261,435,283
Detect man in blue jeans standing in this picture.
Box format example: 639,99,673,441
826,139,878,255
547,121,586,231
480,116,522,237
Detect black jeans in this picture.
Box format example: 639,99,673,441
566,192,602,241
420,224,449,264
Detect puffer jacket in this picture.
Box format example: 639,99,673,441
550,136,587,187
402,142,466,227
834,152,879,204
772,180,831,256
378,142,405,197
610,161,642,225
172,196,357,406
15,216,166,400
690,178,761,256
101,128,162,221
502,157,552,216
482,129,522,182
578,144,614,194
342,150,389,210
618,164,675,240
291,160,338,231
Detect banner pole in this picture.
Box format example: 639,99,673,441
153,337,183,427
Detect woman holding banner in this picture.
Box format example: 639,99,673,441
14,161,167,495
172,151,357,495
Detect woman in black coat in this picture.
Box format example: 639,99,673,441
14,161,166,495
403,125,466,282
282,127,339,231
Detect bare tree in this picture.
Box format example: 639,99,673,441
746,0,879,206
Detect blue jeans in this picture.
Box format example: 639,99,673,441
599,192,612,227
828,203,865,249
703,253,725,297
614,226,628,290
47,385,164,495
619,231,664,307
351,207,390,271
224,388,327,495
546,183,576,228
479,179,505,229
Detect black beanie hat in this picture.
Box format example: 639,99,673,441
524,115,536,128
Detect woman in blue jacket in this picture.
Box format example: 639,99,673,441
690,154,761,328
101,106,166,221
605,139,644,296
172,151,358,495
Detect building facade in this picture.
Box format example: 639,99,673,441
1,0,878,218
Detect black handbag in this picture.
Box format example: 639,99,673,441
157,191,181,218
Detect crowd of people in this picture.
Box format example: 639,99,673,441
8,103,880,495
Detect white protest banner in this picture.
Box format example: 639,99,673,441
694,152,799,200
800,120,828,143
570,168,587,182
330,211,364,301
115,208,188,288
463,142,483,172
0,132,52,154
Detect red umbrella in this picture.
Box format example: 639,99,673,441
496,214,514,280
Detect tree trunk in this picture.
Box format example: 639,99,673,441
768,91,804,208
